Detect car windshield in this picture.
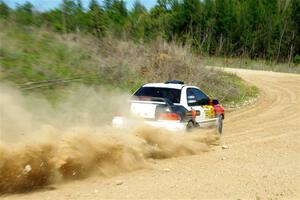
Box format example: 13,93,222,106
133,87,181,103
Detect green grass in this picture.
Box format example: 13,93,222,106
1,27,91,84
0,21,258,107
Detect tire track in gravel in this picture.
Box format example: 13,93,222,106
2,68,299,200
222,68,300,145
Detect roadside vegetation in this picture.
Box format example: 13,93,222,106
203,57,300,74
9,0,300,106
0,21,258,106
1,0,298,105
0,0,299,64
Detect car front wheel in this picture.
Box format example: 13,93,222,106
216,115,223,134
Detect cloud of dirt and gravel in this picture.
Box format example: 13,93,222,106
0,84,219,194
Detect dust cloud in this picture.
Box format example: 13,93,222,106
0,84,219,194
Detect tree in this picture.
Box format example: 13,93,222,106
15,2,34,25
2,0,297,62
41,8,65,32
74,0,89,32
166,0,201,42
126,0,148,41
105,0,128,37
107,0,128,26
61,0,79,32
289,0,300,64
0,1,10,19
88,0,107,38
149,0,173,39
104,0,113,10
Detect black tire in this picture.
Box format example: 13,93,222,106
186,121,194,132
216,115,223,134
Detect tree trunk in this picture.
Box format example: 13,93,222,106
218,34,223,55
288,31,295,67
276,17,288,63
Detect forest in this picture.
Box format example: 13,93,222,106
0,0,299,64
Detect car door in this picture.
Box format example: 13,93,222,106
187,88,211,122
186,88,205,122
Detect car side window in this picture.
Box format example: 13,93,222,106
134,87,181,103
187,88,209,106
187,88,197,106
191,88,209,101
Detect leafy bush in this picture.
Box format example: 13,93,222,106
293,55,300,65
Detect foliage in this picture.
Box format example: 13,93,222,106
0,22,257,105
293,54,300,65
0,0,299,63
0,1,10,19
88,0,107,38
15,2,34,25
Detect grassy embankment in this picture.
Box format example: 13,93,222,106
0,21,258,107
203,56,300,74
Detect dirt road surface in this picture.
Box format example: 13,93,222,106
1,68,300,200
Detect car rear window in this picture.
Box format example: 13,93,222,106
133,87,181,103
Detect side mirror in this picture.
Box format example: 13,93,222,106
212,99,219,105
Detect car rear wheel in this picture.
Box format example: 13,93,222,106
186,121,194,131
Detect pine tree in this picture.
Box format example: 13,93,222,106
126,0,148,41
15,2,34,25
0,1,10,19
88,0,107,38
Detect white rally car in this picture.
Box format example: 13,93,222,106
112,80,224,134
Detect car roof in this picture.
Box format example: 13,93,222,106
143,83,187,89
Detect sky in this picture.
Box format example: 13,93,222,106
3,0,157,11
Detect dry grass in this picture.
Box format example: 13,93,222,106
203,56,300,74
0,22,258,105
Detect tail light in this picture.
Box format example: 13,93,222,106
159,113,181,121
